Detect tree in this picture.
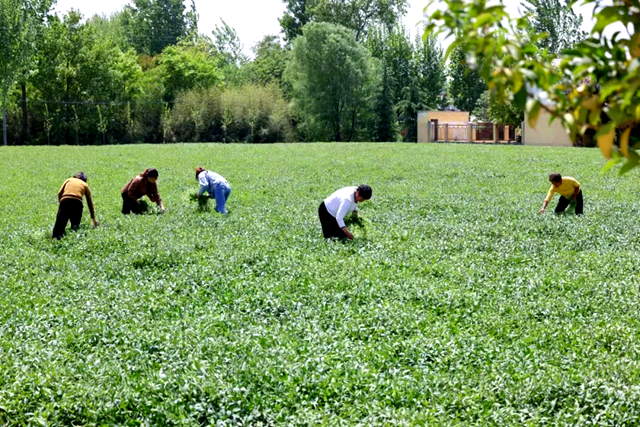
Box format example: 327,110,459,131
279,0,409,43
212,19,248,85
366,25,413,106
424,0,640,171
313,0,409,41
472,90,524,124
521,0,588,54
415,33,446,110
279,0,311,43
0,0,53,145
374,64,397,141
248,35,289,87
212,19,247,67
285,22,378,141
30,11,144,144
396,77,427,142
447,45,487,112
123,0,189,55
159,41,224,103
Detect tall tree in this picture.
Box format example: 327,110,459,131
212,19,248,86
374,64,397,142
123,0,189,55
285,22,378,141
521,0,588,54
279,0,408,43
279,0,310,43
447,45,486,112
396,77,426,142
0,0,53,145
159,40,224,103
366,25,413,106
248,35,289,87
31,11,143,144
415,33,446,110
212,19,247,67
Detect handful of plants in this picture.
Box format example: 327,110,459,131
137,200,151,213
187,192,209,209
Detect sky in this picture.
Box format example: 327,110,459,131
53,0,599,55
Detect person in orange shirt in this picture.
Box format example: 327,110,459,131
539,173,583,215
53,172,98,239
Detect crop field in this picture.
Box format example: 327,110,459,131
1,143,640,425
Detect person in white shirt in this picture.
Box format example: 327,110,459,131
195,167,231,214
319,185,372,240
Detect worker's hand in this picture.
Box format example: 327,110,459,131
160,206,166,214
195,194,200,199
92,219,99,227
538,208,545,214
345,230,354,240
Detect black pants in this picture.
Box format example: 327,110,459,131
121,192,141,215
52,198,83,239
555,191,584,215
319,202,346,239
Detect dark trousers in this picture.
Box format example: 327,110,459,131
52,198,83,239
555,190,584,215
319,202,346,239
121,192,140,215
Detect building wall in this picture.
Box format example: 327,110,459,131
523,110,573,147
418,111,470,142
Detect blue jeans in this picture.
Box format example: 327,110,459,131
211,183,231,214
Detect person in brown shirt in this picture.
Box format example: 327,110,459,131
121,168,165,214
53,172,98,239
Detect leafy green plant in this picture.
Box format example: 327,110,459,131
423,0,640,173
1,143,640,425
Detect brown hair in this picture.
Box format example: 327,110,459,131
74,172,87,182
142,168,159,178
195,167,205,180
549,173,562,183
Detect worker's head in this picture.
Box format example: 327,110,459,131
195,167,206,180
74,172,87,182
355,185,372,202
142,168,159,183
549,173,562,187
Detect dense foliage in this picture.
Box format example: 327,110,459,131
285,22,379,142
0,0,614,145
424,0,640,171
2,143,640,424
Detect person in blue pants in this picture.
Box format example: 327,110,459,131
195,167,231,214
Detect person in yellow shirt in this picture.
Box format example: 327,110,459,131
539,173,583,215
53,172,98,239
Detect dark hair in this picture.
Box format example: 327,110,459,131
74,172,87,182
357,184,372,200
549,173,562,183
195,167,206,180
142,168,159,178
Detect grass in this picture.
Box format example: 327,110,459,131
1,143,640,425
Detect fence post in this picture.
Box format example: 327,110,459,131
504,125,510,142
493,124,498,143
427,122,431,142
444,123,449,142
467,123,473,142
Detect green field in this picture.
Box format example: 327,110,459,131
2,143,640,425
